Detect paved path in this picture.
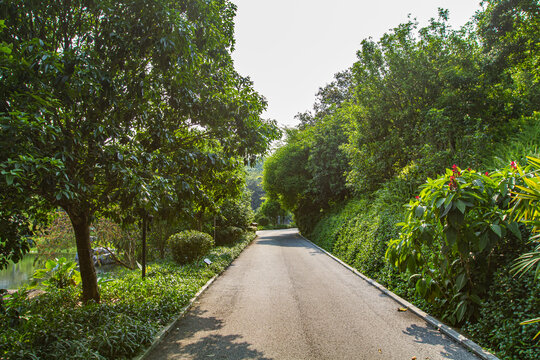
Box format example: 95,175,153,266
146,229,479,359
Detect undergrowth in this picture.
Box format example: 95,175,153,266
0,233,255,359
307,177,540,359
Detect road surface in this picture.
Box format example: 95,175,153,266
146,228,479,359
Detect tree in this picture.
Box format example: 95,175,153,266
0,0,279,302
263,111,351,233
256,198,287,226
246,160,265,211
296,69,353,129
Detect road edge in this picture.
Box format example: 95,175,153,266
298,233,499,360
133,234,258,360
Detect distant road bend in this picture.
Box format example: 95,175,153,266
147,228,479,359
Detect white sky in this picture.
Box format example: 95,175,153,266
231,0,483,128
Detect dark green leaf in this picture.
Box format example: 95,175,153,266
490,224,502,238
455,273,467,291
455,200,466,214
507,222,521,240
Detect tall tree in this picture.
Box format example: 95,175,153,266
0,0,279,302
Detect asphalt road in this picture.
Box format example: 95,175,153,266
146,228,479,360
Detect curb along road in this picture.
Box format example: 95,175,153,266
133,235,257,360
298,233,499,360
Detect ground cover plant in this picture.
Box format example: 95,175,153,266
262,1,540,357
306,163,540,359
0,233,255,359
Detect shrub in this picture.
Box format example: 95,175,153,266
168,230,214,265
32,257,81,289
462,264,540,360
255,215,269,227
215,226,243,245
0,233,255,359
386,164,525,325
217,194,253,230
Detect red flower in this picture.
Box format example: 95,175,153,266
467,167,471,171
485,171,489,176
415,196,420,200
510,161,517,170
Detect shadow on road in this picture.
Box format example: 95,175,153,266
403,323,469,359
179,334,272,360
256,237,322,257
154,308,271,360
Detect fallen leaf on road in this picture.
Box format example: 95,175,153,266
411,357,417,360
397,307,408,312
378,349,382,353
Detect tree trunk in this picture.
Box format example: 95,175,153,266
141,215,147,279
67,210,100,303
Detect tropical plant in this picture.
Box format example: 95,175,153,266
511,156,540,278
510,155,540,340
386,164,523,324
32,257,81,289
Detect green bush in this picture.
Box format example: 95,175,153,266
0,234,255,359
32,257,81,289
255,215,269,227
215,226,243,245
168,230,214,265
462,265,540,360
387,164,524,325
217,194,253,230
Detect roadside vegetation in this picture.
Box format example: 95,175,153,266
263,1,540,358
0,0,276,359
0,233,255,359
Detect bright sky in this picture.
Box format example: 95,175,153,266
231,0,483,128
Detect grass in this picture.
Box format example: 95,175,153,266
0,232,255,360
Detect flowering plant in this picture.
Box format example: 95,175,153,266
386,163,523,324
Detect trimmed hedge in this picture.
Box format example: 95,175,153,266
215,226,243,245
168,230,214,265
0,233,255,359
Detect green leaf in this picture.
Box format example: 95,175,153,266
455,200,466,214
472,179,484,189
490,224,502,238
455,273,467,291
415,205,425,218
0,45,11,54
478,233,488,251
456,301,467,322
444,192,455,208
445,226,457,246
435,197,446,208
416,278,428,297
407,256,416,273
507,222,521,240
440,202,452,218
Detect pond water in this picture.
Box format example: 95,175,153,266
0,254,38,289
0,253,116,289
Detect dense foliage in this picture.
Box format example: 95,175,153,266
387,164,525,324
0,233,254,359
168,230,214,265
0,0,279,302
264,1,540,357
